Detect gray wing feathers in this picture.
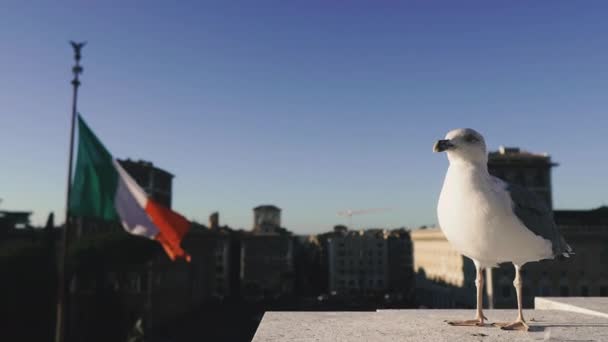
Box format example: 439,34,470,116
503,181,573,258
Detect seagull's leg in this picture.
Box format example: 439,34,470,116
494,264,529,331
447,263,486,327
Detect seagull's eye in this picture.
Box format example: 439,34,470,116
464,134,478,143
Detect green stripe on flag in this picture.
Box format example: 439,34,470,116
69,115,120,220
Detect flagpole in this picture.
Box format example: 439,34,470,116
55,40,86,342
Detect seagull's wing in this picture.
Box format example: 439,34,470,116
492,176,573,258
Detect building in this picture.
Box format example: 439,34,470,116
327,229,389,295
69,213,237,340
490,206,608,308
252,205,281,234
412,217,608,309
118,159,173,208
387,228,414,297
240,234,294,299
240,205,294,299
488,146,557,209
0,210,32,240
411,227,480,308
75,159,174,237
293,234,325,296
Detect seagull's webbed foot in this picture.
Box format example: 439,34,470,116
446,315,487,327
493,320,529,331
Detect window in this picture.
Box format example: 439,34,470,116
535,171,545,186
600,286,608,297
502,285,511,298
580,286,589,297
560,286,569,296
516,172,526,185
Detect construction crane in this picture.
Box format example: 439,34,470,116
337,207,393,228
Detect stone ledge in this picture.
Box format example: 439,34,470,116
535,297,608,319
253,309,608,342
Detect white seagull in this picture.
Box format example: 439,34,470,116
434,128,573,331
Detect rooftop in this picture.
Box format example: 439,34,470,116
117,158,174,177
254,205,281,211
253,298,608,342
554,206,608,225
488,146,557,166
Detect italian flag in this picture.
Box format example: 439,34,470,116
69,115,191,261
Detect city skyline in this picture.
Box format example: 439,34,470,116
3,1,608,233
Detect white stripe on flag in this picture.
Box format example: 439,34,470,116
113,160,159,238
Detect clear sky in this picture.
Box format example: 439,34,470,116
2,1,608,233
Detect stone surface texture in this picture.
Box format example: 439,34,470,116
253,309,608,342
535,297,608,319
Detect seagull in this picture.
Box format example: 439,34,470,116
434,128,573,331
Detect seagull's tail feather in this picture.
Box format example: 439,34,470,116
556,237,575,260
562,243,575,257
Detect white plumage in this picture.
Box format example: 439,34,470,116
438,162,554,267
434,128,572,331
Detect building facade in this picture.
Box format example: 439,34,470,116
488,146,556,210
327,229,390,295
0,210,32,240
240,234,294,299
411,228,481,308
387,229,414,296
75,159,175,237
118,159,173,208
412,217,608,309
252,205,282,234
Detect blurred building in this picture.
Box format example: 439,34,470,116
411,227,479,308
413,216,608,309
75,159,174,237
387,228,414,296
327,229,389,295
241,205,294,299
488,146,556,210
118,159,173,208
252,205,281,234
490,206,608,308
0,210,32,240
293,235,325,296
70,212,238,339
240,234,294,299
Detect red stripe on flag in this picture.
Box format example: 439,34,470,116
145,199,191,261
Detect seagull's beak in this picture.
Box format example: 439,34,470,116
433,139,454,152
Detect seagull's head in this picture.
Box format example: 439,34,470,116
433,128,487,165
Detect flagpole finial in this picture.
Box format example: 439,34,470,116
69,41,86,87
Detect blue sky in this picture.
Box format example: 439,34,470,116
2,1,608,233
